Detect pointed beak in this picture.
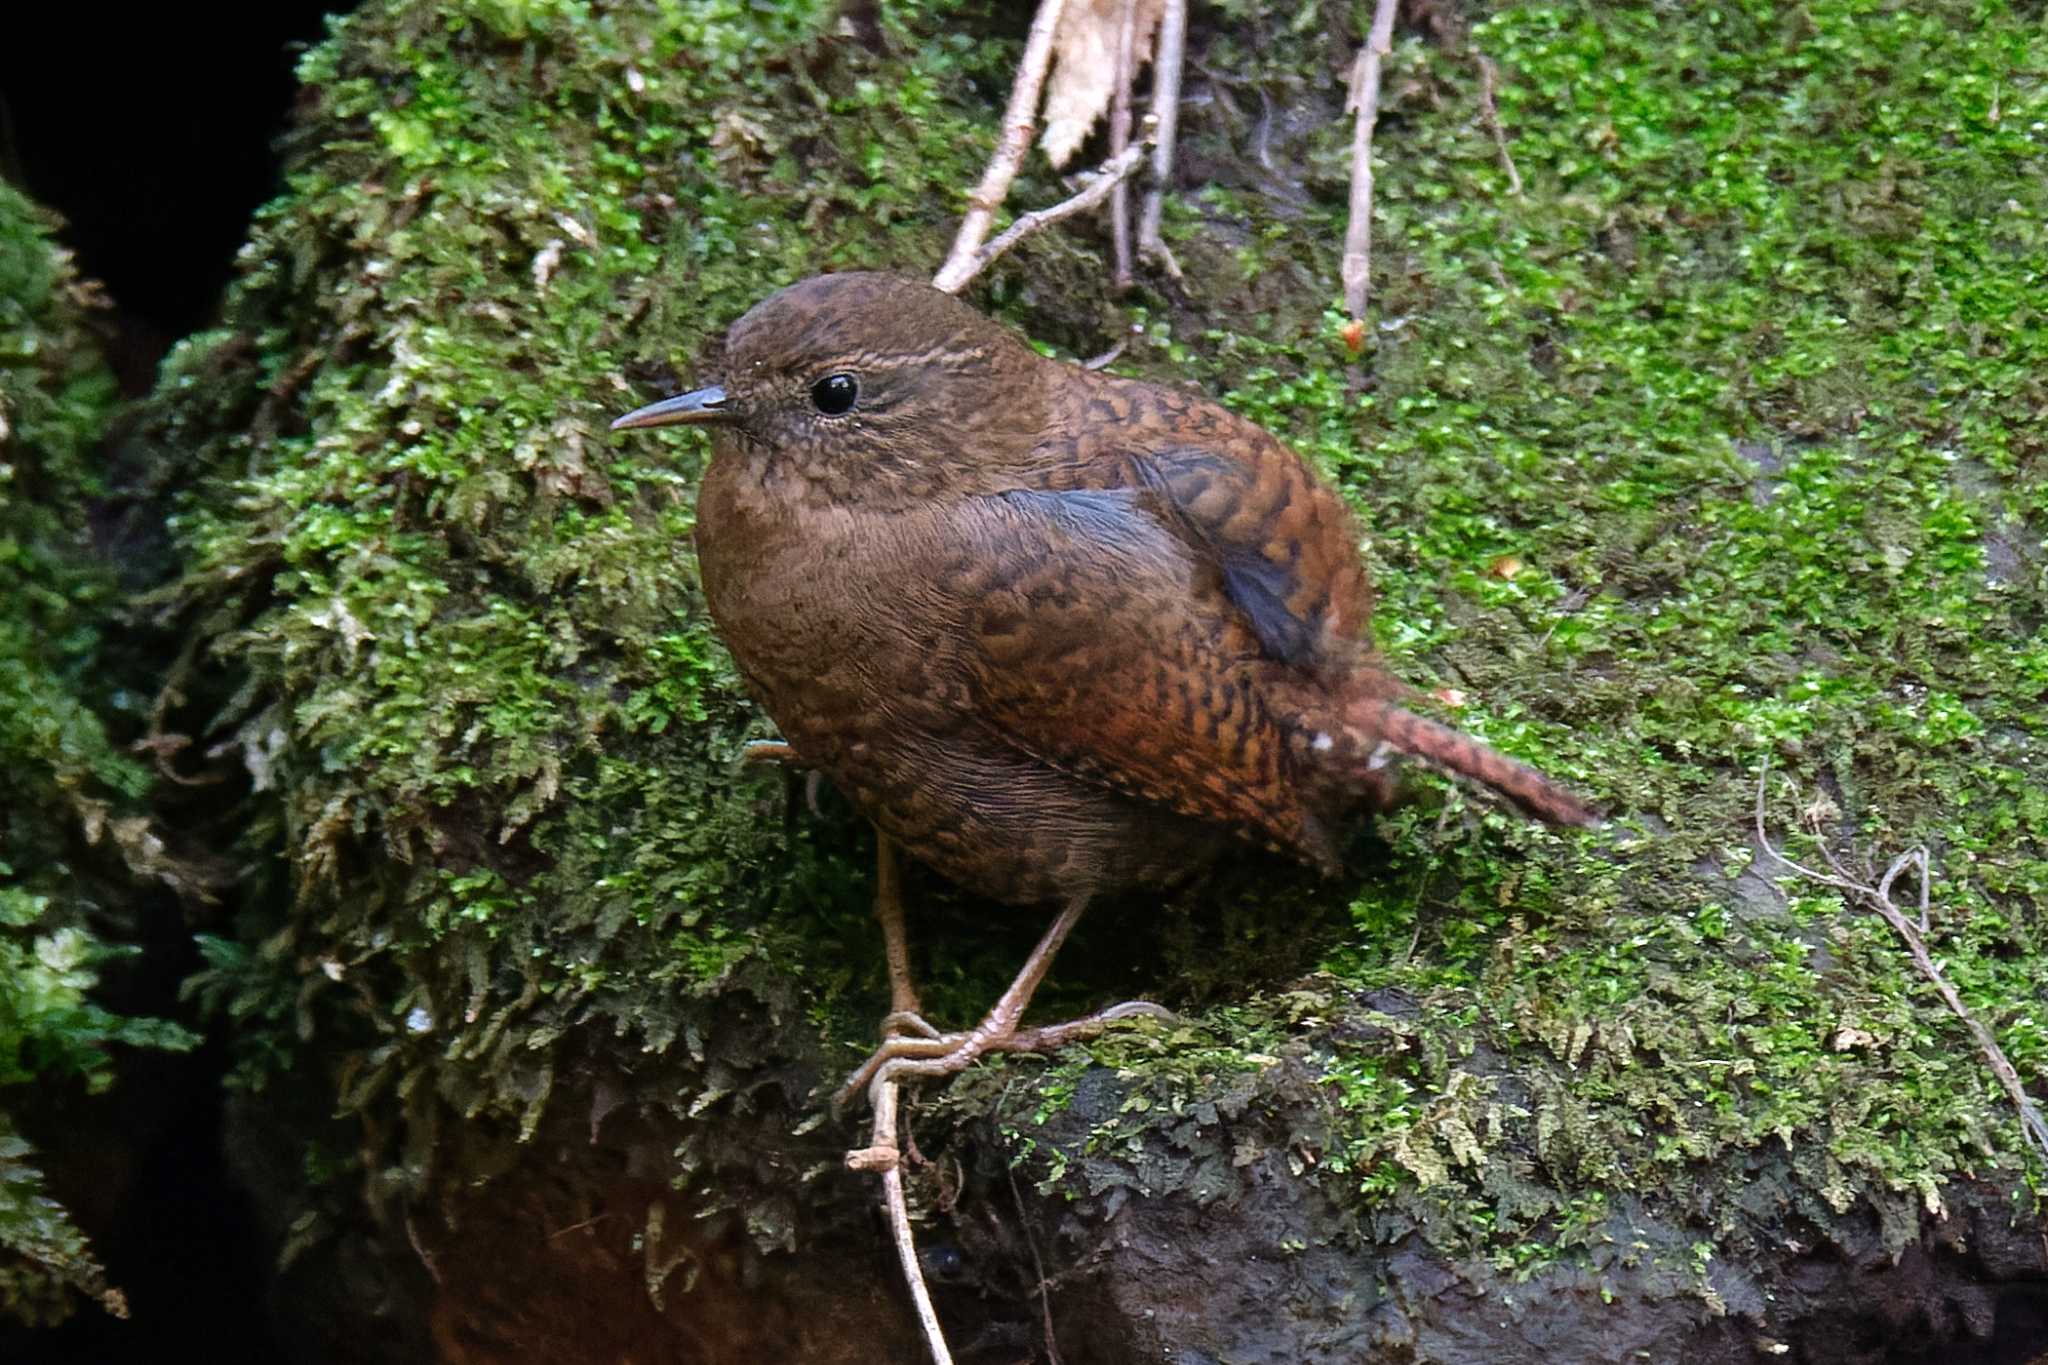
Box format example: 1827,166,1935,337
610,384,733,431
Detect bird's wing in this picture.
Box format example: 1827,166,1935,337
1117,444,1378,671
943,485,1341,869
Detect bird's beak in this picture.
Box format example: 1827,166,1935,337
610,384,733,431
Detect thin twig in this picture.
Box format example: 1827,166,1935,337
934,0,1071,295
1754,763,2048,1166
936,142,1152,296
860,1080,956,1364
544,1212,610,1241
405,1212,443,1285
1397,913,1424,967
1109,0,1140,291
1008,1166,1064,1365
1082,336,1131,371
1342,0,1401,322
1475,54,1523,197
1137,0,1186,278
1750,770,1861,896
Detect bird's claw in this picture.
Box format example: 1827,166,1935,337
739,739,828,815
834,1030,970,1112
880,1009,943,1040
832,999,1173,1112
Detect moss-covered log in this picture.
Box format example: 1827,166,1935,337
137,0,2044,1358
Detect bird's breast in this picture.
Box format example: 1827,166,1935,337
694,448,967,738
698,451,863,674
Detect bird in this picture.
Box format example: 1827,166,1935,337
612,271,1598,1109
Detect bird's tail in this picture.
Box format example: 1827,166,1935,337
1337,696,1603,828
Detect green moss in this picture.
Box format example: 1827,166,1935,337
0,184,197,1325
155,0,2043,1304
956,0,2046,1287
154,0,1119,1250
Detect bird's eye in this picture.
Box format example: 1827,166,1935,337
809,372,859,416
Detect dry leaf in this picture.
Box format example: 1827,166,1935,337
1041,0,1164,169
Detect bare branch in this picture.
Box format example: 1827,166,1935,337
936,141,1151,296
1755,763,2048,1167
1342,0,1400,322
1752,761,1858,894
1109,0,1140,291
1875,848,1920,916
1082,335,1131,371
853,1080,957,1364
1475,54,1523,197
1137,0,1186,278
934,0,1071,295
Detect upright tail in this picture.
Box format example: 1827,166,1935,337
1339,697,1603,828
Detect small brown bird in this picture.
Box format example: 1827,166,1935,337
614,272,1597,1105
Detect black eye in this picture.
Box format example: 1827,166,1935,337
809,372,858,416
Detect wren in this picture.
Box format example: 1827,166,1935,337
614,272,1597,1104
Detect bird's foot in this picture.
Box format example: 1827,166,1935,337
879,1009,943,1040
740,738,827,814
834,999,1174,1113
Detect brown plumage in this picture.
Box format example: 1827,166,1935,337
614,272,1597,1105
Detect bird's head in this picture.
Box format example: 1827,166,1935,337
611,272,1053,491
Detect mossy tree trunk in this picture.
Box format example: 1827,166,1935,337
102,0,2048,1359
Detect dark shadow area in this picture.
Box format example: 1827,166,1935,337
0,886,287,1365
0,4,354,1360
0,3,348,379
0,1051,283,1365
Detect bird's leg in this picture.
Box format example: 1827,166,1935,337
835,896,1172,1111
871,832,935,1039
